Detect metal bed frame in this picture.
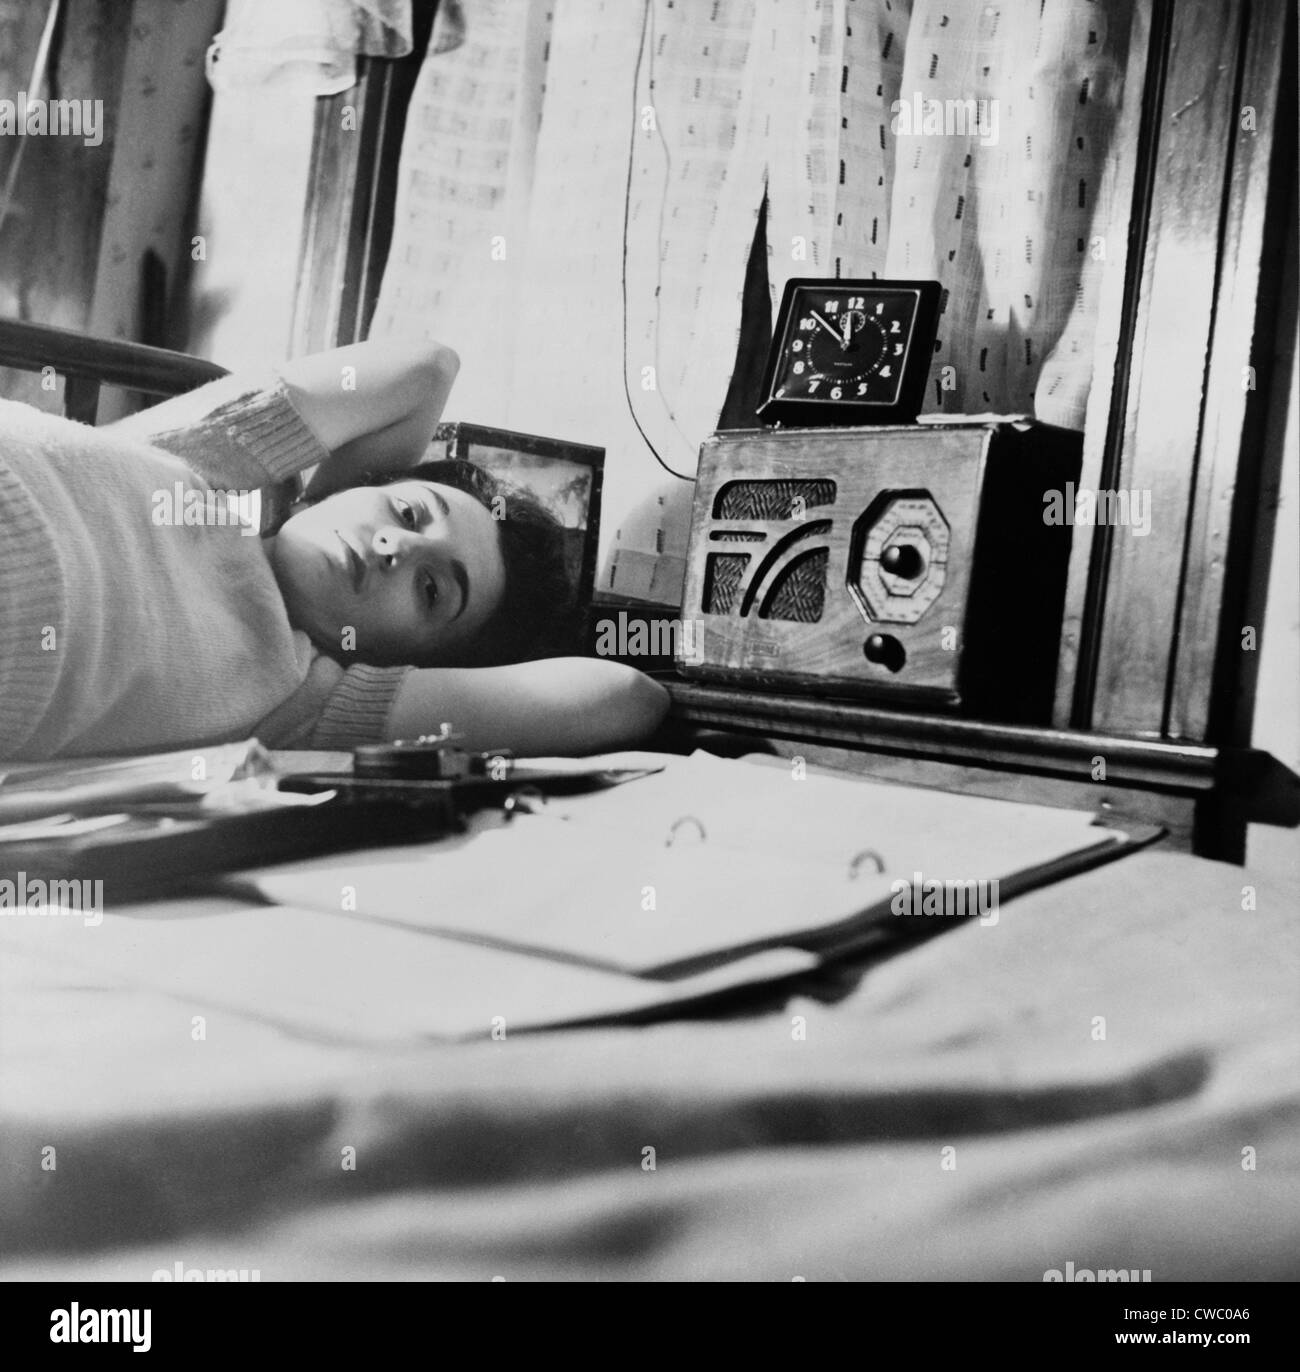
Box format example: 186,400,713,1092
0,318,228,421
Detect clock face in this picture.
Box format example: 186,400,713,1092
758,278,941,426
777,288,914,405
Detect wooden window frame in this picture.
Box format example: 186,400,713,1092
289,1,438,356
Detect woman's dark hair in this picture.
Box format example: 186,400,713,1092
363,459,576,666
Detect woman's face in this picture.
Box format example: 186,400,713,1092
268,479,507,665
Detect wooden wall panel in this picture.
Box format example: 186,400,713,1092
1168,2,1292,739
1089,0,1246,735
1053,0,1156,729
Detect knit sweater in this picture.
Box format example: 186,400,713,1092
0,371,409,760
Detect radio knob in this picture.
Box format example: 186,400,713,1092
880,543,924,579
864,633,906,672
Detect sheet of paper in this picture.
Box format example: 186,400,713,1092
0,897,817,1047
232,752,1122,976
546,751,1117,877
240,824,894,975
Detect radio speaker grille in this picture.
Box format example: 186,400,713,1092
703,553,748,615
714,478,836,520
761,548,828,622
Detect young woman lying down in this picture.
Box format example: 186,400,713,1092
0,340,669,761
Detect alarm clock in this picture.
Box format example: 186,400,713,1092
757,278,942,426
676,421,1083,722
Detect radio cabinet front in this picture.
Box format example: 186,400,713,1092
678,423,1083,722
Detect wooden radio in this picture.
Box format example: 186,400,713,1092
676,421,1083,722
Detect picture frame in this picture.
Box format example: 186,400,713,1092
429,422,605,651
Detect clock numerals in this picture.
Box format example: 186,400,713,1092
762,279,940,423
784,288,915,401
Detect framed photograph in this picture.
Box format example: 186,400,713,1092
430,422,605,643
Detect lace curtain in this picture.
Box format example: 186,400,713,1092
372,0,1140,601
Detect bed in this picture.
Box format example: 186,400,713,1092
1,747,1296,1284
1,318,1296,1285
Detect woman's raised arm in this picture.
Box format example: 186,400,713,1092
277,339,459,496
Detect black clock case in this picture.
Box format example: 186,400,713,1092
677,420,1083,724
757,277,943,426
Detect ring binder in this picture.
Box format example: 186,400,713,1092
665,815,707,846
848,849,886,878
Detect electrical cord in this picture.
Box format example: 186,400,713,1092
620,0,694,482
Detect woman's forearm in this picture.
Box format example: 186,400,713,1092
306,403,444,497
386,659,671,755
278,339,460,495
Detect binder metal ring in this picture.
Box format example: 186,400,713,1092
665,815,707,847
848,848,886,878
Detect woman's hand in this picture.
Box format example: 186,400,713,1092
276,339,460,499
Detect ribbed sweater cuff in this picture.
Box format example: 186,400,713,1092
209,371,332,483
309,664,411,748
125,370,333,483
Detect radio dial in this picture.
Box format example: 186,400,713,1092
850,492,950,625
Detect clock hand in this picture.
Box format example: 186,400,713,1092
810,311,843,346
841,312,852,349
